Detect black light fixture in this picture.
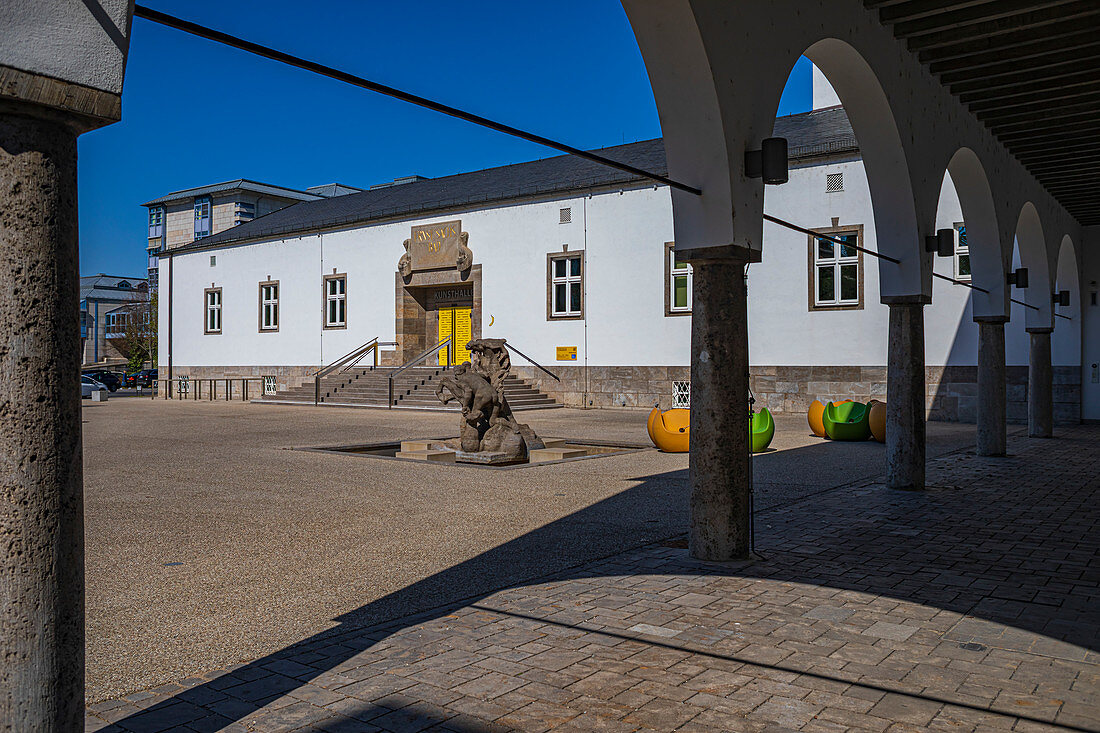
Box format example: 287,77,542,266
745,137,788,184
1007,268,1029,289
924,229,954,257
1054,290,1070,306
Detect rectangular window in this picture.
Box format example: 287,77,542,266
665,242,692,315
259,281,279,332
954,223,971,282
809,226,863,310
148,206,164,239
547,252,583,319
204,288,222,334
194,196,212,239
324,274,346,329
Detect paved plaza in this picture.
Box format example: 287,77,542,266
82,401,1098,732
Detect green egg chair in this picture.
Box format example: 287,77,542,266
822,400,871,441
750,408,775,452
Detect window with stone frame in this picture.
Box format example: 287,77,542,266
547,251,583,319
259,281,279,332
665,242,692,315
808,225,864,310
953,222,971,282
323,274,346,329
204,287,222,334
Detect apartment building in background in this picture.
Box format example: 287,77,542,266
143,180,364,288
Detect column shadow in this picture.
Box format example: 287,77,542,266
95,429,1099,732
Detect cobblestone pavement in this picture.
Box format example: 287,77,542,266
86,425,1099,733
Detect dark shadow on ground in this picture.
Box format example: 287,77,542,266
95,428,1099,732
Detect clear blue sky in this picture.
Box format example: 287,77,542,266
77,1,811,278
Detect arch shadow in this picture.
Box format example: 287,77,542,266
95,432,1099,732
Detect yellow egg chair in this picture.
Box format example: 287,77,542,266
808,399,852,437
647,407,690,453
868,400,886,443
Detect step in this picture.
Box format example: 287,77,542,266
395,449,455,462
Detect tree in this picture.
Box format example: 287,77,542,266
117,292,156,372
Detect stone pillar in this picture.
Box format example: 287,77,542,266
1028,328,1054,438
885,299,927,490
976,318,1007,456
688,258,751,561
0,102,85,730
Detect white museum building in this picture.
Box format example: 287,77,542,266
155,81,1085,423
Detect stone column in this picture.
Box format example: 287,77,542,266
688,257,751,561
976,318,1007,456
0,102,85,730
1028,328,1054,438
884,299,927,490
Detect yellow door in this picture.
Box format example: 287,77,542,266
453,308,472,364
437,307,473,365
437,309,453,365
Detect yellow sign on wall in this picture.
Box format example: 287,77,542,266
556,346,578,361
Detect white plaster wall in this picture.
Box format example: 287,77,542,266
160,158,1033,376
753,158,887,364
811,64,842,110
584,187,683,366
0,1,131,94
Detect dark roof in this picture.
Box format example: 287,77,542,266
80,274,150,303
142,179,323,207
183,107,856,251
306,183,366,197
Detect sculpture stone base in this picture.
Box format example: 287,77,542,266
452,450,517,465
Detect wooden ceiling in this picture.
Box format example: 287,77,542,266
868,0,1100,225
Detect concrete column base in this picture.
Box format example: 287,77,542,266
885,300,926,490
976,319,1007,456
688,258,751,561
0,103,85,729
1028,328,1054,438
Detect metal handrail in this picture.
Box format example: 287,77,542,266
388,337,452,407
313,337,379,379
155,376,269,401
505,342,561,382
313,337,397,405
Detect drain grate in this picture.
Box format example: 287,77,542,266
959,642,986,651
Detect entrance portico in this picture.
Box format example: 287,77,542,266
394,220,482,366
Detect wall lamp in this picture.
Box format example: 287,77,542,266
1053,290,1070,306
924,229,954,257
1006,268,1029,289
745,137,788,184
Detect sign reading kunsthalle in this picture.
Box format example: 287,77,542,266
409,220,461,271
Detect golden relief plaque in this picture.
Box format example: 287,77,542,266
398,220,472,276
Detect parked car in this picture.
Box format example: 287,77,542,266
82,370,121,392
125,369,158,387
81,375,108,399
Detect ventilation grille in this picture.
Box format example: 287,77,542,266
559,207,572,224
826,173,844,192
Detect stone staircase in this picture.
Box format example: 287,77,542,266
257,366,559,411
